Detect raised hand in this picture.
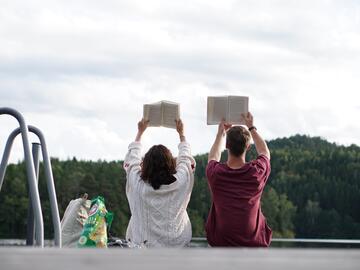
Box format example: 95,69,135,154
138,118,149,134
241,112,254,129
217,119,232,137
135,119,149,142
175,119,184,136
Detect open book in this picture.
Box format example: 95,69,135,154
143,101,180,129
207,96,249,125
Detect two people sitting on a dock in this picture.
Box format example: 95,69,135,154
123,112,272,247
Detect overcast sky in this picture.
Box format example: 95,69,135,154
1,0,360,162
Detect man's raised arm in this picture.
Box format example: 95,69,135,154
242,112,270,159
208,120,232,162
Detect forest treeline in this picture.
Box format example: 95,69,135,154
0,135,359,239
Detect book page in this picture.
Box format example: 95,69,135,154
161,101,180,129
207,96,228,125
143,102,162,127
228,96,249,124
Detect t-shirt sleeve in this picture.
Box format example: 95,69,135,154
253,154,271,183
206,160,220,183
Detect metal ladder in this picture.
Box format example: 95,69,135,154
0,107,61,247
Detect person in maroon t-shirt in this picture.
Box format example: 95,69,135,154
206,112,272,247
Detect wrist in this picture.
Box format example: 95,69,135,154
179,134,186,141
135,132,143,141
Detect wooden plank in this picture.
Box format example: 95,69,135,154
1,248,359,270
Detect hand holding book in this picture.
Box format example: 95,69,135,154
241,112,254,129
217,119,232,137
135,119,149,142
207,96,249,125
175,119,186,142
143,100,180,129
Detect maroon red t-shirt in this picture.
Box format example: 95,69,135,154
205,155,272,247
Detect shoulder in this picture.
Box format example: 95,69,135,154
249,154,271,178
252,154,270,168
206,160,225,179
206,159,219,172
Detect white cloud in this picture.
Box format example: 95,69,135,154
1,0,360,163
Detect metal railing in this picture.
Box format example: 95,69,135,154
271,238,360,244
0,107,61,247
191,237,360,246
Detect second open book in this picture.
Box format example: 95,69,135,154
207,96,249,125
143,101,180,129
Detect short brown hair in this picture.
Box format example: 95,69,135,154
226,126,251,157
141,145,176,190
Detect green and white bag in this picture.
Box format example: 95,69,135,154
61,194,91,248
78,196,113,248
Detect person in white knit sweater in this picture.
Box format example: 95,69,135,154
123,118,196,247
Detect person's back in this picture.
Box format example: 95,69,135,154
206,112,272,247
123,119,196,247
125,169,193,247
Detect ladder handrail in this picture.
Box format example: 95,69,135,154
0,107,44,247
0,125,61,247
26,142,41,246
29,125,61,247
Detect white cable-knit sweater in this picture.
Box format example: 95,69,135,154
123,141,196,247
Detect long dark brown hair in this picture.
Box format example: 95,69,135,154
141,144,177,190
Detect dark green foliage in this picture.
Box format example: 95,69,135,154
266,135,360,238
261,187,296,237
0,135,359,239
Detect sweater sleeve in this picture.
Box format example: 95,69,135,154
123,142,142,193
175,141,196,188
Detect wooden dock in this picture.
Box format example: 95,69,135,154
1,247,359,270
